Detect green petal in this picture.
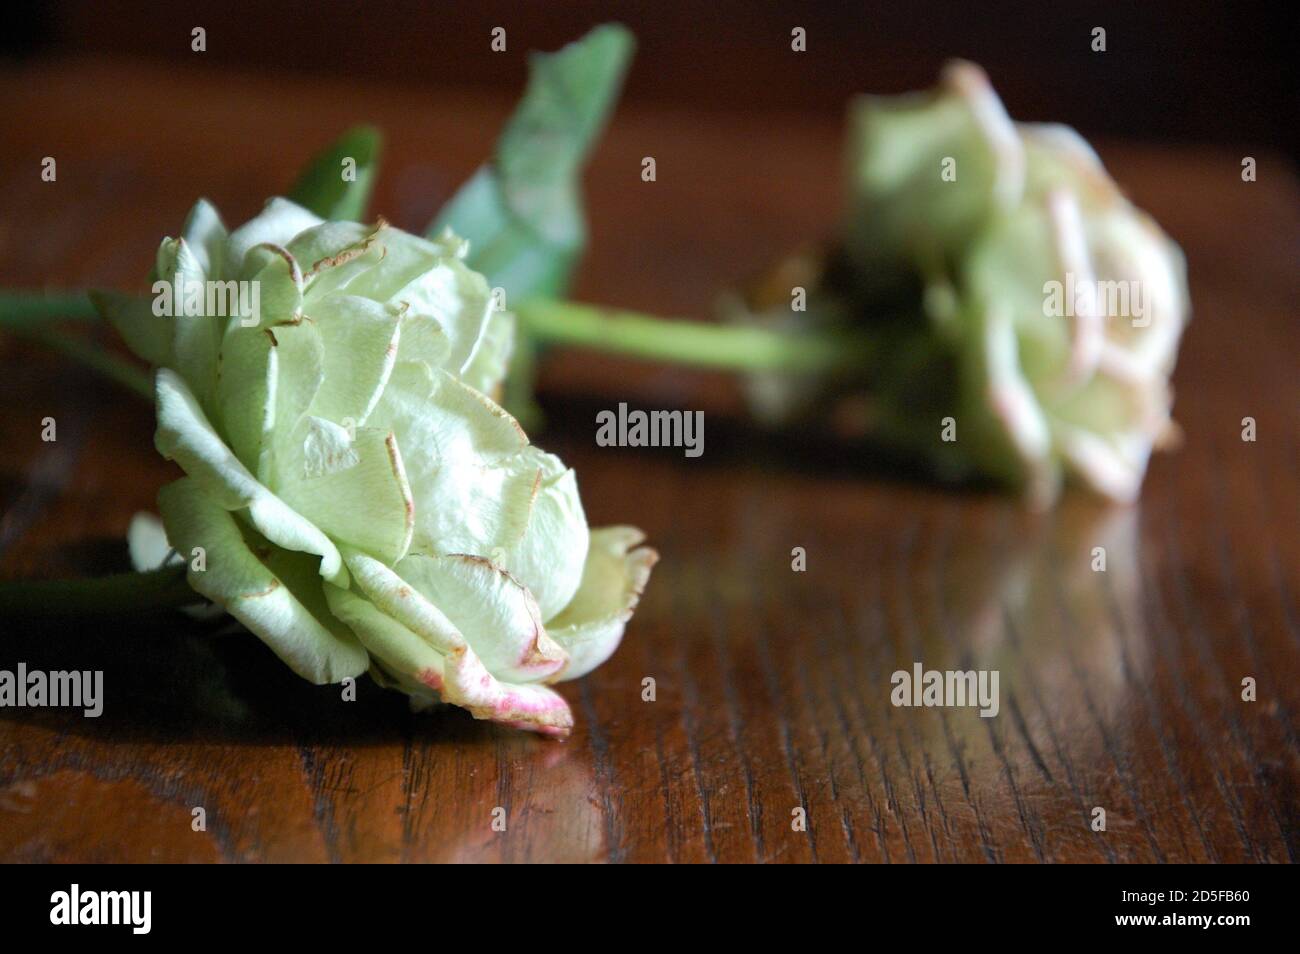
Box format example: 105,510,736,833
265,320,327,475
152,236,178,284
341,547,469,658
334,226,441,299
324,583,446,687
373,361,526,464
325,571,574,737
394,311,453,372
350,230,493,375
964,204,1070,370
548,526,658,681
168,238,222,405
179,199,229,278
159,478,368,683
90,290,173,367
288,221,373,277
394,552,565,682
389,261,491,375
369,366,588,618
494,452,588,621
294,223,385,301
154,367,345,583
226,198,323,278
218,316,327,484
214,321,276,473
459,308,515,396
963,302,1058,504
847,60,1020,274
277,420,414,565
304,294,401,426
242,243,305,327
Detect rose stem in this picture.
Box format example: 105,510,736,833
3,289,873,390
0,290,98,325
513,298,873,374
0,567,198,617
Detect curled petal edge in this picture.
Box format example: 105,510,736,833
325,581,574,738
548,526,658,682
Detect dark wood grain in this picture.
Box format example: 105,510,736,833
0,58,1296,864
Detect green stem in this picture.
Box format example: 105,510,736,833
0,567,198,617
514,298,873,374
0,289,152,400
0,290,98,327
5,289,874,394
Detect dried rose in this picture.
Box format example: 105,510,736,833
96,197,655,736
729,61,1189,505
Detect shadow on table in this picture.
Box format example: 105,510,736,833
537,392,997,494
0,584,505,748
0,472,1150,765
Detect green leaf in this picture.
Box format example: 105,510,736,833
289,125,383,222
429,23,634,300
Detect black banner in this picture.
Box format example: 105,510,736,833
1,863,1286,940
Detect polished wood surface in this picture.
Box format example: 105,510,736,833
1,58,1296,863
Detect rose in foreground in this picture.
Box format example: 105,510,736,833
729,61,1190,506
96,197,656,736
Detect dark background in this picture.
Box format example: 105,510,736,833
5,0,1295,153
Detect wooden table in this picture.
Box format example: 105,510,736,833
1,58,1296,863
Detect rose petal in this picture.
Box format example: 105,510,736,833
395,552,566,682
342,547,565,695
286,221,373,277
159,477,368,684
154,367,346,583
368,366,588,618
460,308,515,398
373,251,493,375
973,303,1057,504
277,422,414,565
214,321,277,473
217,316,328,484
395,311,453,372
178,199,229,278
1054,426,1148,504
325,581,573,737
305,294,401,427
226,198,323,278
127,511,177,572
548,526,658,681
242,243,304,327
167,237,222,404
